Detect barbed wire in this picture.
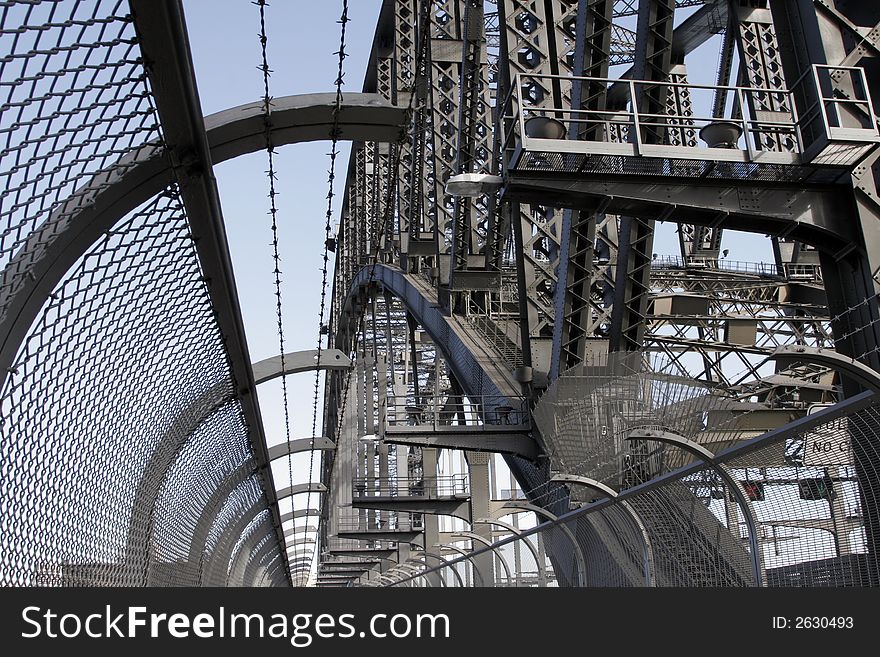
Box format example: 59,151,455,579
253,0,295,580
329,0,430,445
303,0,350,586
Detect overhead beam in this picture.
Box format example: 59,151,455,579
276,482,328,500
267,438,336,461
503,175,858,255
0,93,403,395
382,431,538,460
252,349,351,385
772,345,880,393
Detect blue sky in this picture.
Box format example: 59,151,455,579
182,0,383,509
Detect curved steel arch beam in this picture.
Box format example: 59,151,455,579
276,482,327,500
126,380,235,583
436,542,486,587
451,532,513,587
253,349,351,385
188,461,260,579
228,520,271,586
549,474,620,500
267,438,336,461
407,555,450,588
548,475,655,587
627,428,764,587
333,265,603,581
474,518,546,587
377,572,405,586
390,563,431,588
243,533,284,587
262,557,288,588
420,551,464,587
772,345,880,393
498,501,588,587
283,526,319,539
204,499,268,585
280,508,321,524
0,93,404,395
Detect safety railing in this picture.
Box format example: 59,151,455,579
377,392,880,587
384,394,530,429
650,255,782,277
335,510,419,533
352,475,469,499
502,65,879,173
650,255,822,282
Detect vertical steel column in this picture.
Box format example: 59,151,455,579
450,0,495,284
499,1,580,352
771,0,880,584
608,0,676,352
466,451,495,586
551,0,614,377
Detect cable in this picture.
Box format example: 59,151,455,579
304,0,350,585
254,0,296,581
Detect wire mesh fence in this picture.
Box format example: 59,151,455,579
0,1,282,586
377,393,880,587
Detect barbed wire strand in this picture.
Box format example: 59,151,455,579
304,0,350,586
254,0,296,581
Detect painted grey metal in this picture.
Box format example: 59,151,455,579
393,393,879,588
772,345,880,393
627,427,766,587
451,531,513,587
127,380,235,582
204,499,267,585
549,474,655,587
421,551,464,587
0,92,403,398
382,430,537,460
252,349,351,385
188,460,260,576
284,530,319,541
500,500,588,587
127,0,289,582
275,482,328,500
550,473,620,499
474,517,546,587
352,497,471,521
342,265,548,489
504,176,857,256
267,438,336,461
280,509,321,523
437,542,486,587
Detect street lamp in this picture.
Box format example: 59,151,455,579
445,172,503,198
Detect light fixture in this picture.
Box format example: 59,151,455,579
445,172,503,198
699,120,743,149
524,115,567,140
359,433,378,442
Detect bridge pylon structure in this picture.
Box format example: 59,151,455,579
2,0,880,588
321,0,880,588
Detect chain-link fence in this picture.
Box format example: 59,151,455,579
378,393,880,587
0,1,283,587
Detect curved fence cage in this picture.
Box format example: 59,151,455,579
0,0,282,587
377,394,880,587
